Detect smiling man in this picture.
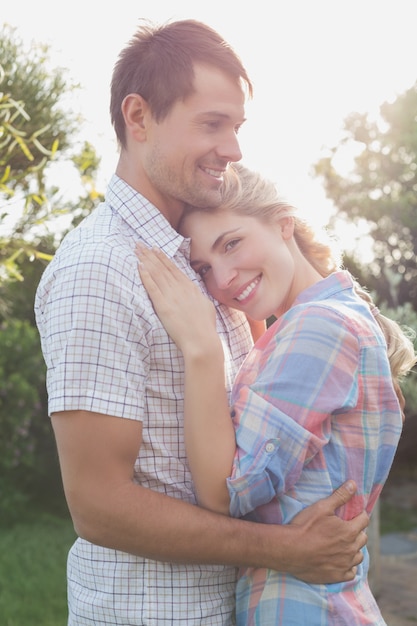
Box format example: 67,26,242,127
34,18,368,626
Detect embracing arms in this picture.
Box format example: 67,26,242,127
46,243,369,584
52,408,367,581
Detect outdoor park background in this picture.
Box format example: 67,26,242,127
1,1,417,623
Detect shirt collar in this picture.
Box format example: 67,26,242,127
106,174,190,259
293,271,354,307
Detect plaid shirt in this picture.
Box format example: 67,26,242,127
35,175,254,625
227,271,402,625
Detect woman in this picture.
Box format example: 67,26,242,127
136,164,416,625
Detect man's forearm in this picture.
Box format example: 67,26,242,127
71,478,272,566
71,479,367,584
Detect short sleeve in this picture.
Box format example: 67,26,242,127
37,239,151,419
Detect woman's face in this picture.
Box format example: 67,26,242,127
182,210,297,320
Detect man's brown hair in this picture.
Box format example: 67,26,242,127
110,19,253,147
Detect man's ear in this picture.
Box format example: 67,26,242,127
121,93,150,142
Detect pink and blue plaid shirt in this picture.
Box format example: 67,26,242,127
227,271,402,625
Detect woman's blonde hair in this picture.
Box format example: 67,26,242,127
181,163,417,384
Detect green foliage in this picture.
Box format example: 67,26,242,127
0,25,105,522
0,24,73,283
0,238,54,321
69,140,105,229
0,319,57,523
314,80,417,310
0,85,59,197
0,24,77,183
0,24,103,287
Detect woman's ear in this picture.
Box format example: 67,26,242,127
121,93,150,142
279,216,295,240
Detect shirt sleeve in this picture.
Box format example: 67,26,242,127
227,305,361,517
37,238,151,420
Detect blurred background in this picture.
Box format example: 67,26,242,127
1,1,416,624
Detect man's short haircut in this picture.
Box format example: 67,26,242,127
110,19,253,147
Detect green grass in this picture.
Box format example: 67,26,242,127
0,513,76,626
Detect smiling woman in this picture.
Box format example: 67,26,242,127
183,209,307,321
136,162,416,626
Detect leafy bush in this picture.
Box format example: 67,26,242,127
0,318,62,524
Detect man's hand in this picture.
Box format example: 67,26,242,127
285,480,369,584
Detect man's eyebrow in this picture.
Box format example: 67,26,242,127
190,228,241,269
196,111,247,124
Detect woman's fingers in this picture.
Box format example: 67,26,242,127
136,244,188,292
134,243,217,352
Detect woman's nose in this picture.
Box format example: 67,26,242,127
214,264,238,290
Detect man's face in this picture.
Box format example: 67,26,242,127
142,64,247,223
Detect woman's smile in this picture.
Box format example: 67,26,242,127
234,275,262,303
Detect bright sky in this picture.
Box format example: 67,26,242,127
3,0,417,231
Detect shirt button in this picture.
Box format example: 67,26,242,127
265,442,275,453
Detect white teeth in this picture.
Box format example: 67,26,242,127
204,167,224,178
236,277,260,302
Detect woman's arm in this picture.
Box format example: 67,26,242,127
136,245,234,513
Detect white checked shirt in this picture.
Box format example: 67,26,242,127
35,175,254,625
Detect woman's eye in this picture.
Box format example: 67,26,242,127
225,239,240,252
198,265,211,278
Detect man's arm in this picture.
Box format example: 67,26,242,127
52,410,368,583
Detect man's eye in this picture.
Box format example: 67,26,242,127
205,121,220,131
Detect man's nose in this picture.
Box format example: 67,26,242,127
216,131,242,163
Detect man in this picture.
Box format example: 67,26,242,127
35,19,368,625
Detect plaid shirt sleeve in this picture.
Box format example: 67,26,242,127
37,235,151,419
227,305,361,518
